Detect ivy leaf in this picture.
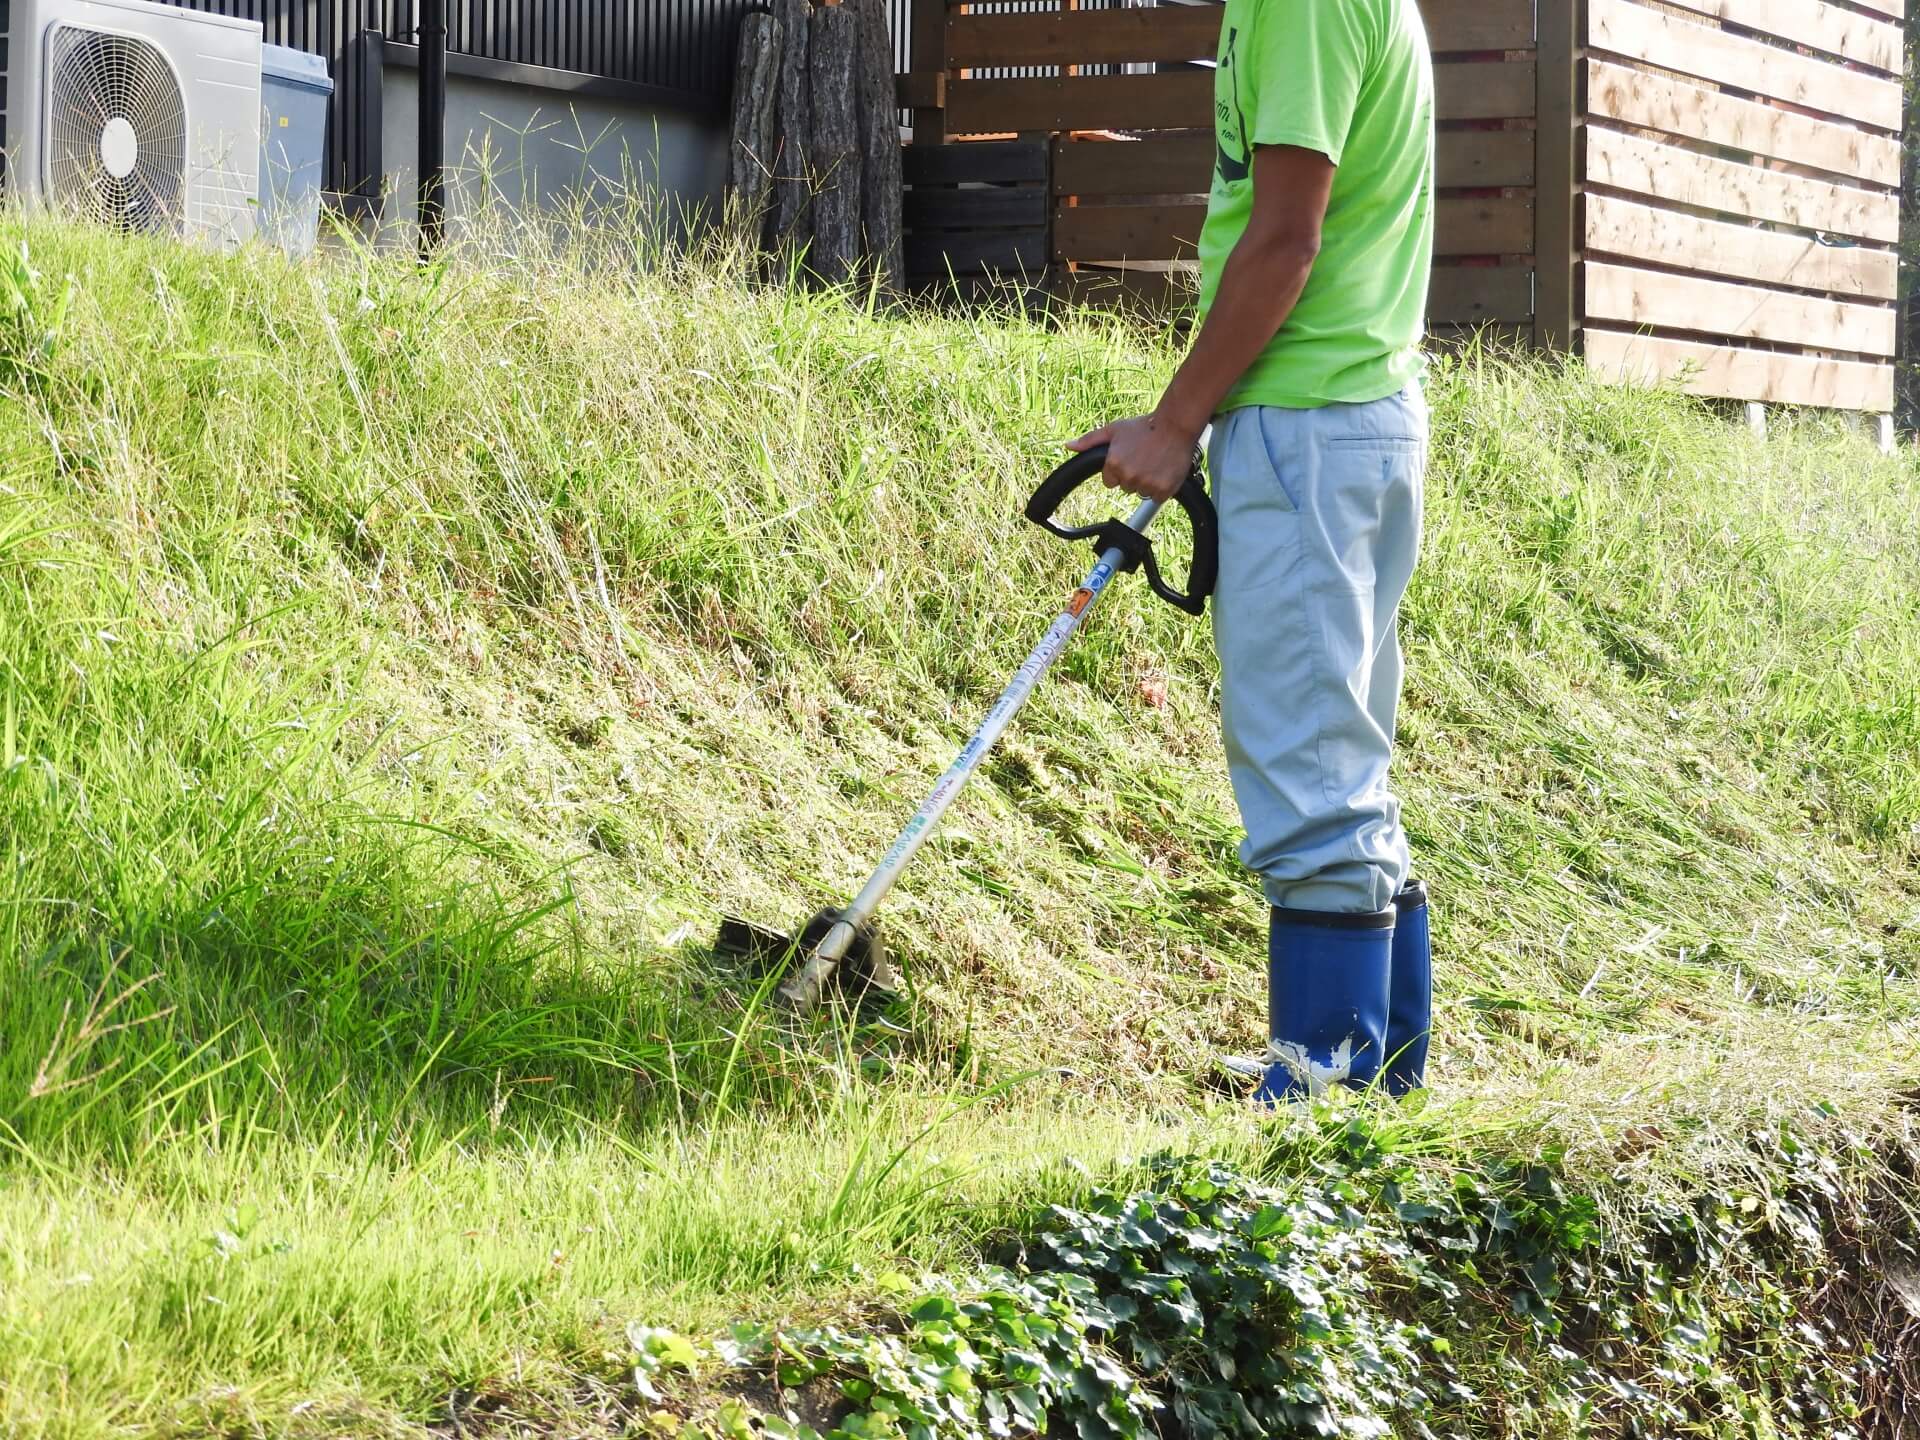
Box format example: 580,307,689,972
911,1295,960,1325
1007,1384,1044,1426
1667,1320,1712,1351
1249,1204,1292,1241
627,1324,699,1399
715,1323,771,1368
982,1390,1012,1437
1527,1256,1563,1301
1002,1349,1047,1386
1129,1333,1168,1371
832,1413,901,1440
1157,1294,1204,1330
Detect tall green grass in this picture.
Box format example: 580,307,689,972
1,213,1917,1436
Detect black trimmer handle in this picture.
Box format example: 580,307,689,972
1024,443,1219,616
1023,447,1116,538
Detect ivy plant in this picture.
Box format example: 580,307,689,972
630,1106,1905,1440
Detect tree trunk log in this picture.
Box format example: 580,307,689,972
768,0,813,266
808,4,862,286
727,12,783,232
850,0,903,292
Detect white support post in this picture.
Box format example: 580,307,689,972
1877,414,1895,456
1744,402,1766,441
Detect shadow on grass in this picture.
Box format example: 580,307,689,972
0,878,928,1164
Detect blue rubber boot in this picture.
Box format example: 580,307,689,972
1254,906,1394,1105
1383,880,1432,1096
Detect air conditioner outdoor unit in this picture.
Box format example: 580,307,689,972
1,0,262,244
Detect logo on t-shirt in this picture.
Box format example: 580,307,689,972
1215,25,1250,185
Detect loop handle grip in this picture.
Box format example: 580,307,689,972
1024,444,1219,616
1022,447,1113,539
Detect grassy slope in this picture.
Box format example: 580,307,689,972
1,216,1917,1436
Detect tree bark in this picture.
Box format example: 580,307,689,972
727,12,783,232
808,4,862,286
769,0,814,266
850,0,904,292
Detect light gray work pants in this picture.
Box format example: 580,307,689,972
1208,388,1427,914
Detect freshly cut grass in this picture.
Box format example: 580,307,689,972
0,214,1917,1436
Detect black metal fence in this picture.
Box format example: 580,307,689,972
161,0,759,191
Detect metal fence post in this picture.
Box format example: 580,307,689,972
418,0,448,255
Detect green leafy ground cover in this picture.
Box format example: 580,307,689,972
1,215,1918,1436
655,1119,1907,1440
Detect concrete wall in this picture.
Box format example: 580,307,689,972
367,46,728,239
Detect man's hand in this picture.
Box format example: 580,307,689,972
1067,412,1202,502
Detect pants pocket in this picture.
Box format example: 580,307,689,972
1210,407,1302,599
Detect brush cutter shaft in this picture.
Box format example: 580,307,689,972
828,498,1161,944
737,449,1214,1009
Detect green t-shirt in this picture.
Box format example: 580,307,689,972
1197,0,1435,410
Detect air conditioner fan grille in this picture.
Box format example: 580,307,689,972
45,24,186,233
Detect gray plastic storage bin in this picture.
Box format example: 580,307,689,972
260,45,334,256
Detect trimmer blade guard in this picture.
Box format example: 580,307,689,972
716,915,796,958
715,908,901,1010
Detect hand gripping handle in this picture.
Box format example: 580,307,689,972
1024,444,1220,616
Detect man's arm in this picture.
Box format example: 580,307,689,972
1068,144,1336,499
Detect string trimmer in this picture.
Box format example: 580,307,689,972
718,443,1219,1012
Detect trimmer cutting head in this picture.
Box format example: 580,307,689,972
716,907,900,1013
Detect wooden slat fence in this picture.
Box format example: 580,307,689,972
903,137,1051,283
900,0,1542,339
900,0,1906,412
1575,0,1903,409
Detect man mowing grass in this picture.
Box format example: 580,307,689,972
1071,0,1435,1103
